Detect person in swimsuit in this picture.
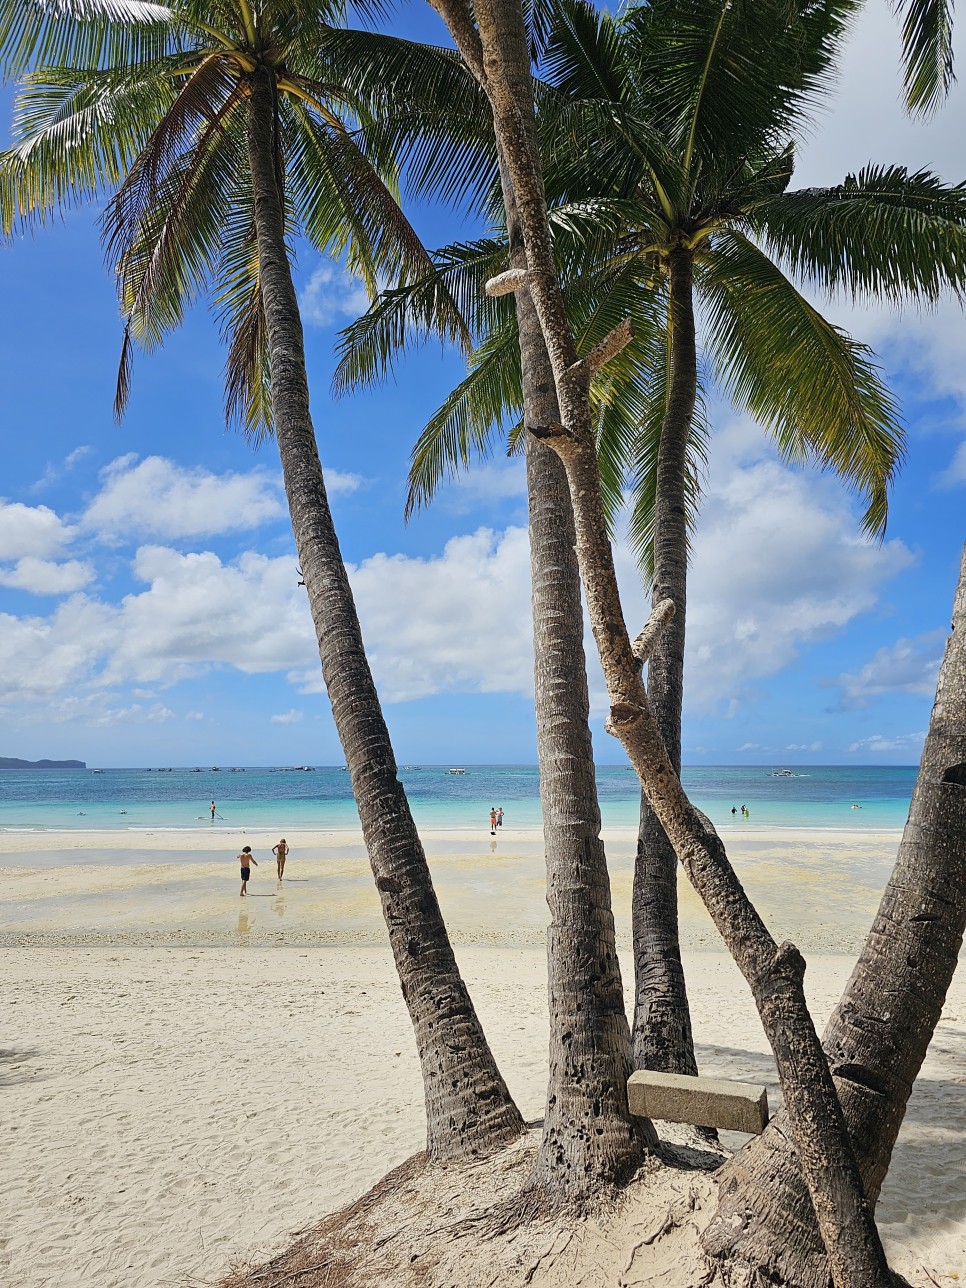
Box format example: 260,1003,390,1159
272,837,289,880
210,801,217,820
238,845,257,896
489,808,497,836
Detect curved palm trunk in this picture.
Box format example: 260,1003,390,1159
245,65,524,1162
518,276,651,1199
703,544,966,1287
435,4,901,1280
632,246,699,1075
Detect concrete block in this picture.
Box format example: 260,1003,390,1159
627,1070,769,1134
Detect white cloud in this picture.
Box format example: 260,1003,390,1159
0,501,75,559
299,263,370,328
82,456,286,541
30,445,94,494
271,709,304,724
320,527,535,702
323,467,366,496
674,420,915,713
736,742,766,751
786,741,823,752
186,711,205,721
940,439,966,487
829,631,946,710
848,732,927,754
0,556,94,595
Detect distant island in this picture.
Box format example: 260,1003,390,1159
0,756,87,769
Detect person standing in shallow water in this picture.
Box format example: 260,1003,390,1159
273,837,289,880
210,801,216,821
496,807,504,828
489,808,497,835
238,845,257,896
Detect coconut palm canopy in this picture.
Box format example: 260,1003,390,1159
0,0,479,435
336,0,966,567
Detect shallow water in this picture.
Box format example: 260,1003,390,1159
0,763,916,832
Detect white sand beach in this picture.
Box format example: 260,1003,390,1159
1,824,964,1287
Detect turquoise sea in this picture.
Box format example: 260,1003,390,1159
0,764,916,833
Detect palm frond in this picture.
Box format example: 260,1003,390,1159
103,52,238,267
0,0,178,80
333,237,507,393
894,0,955,114
0,62,178,232
283,97,431,294
406,322,522,517
750,165,966,303
700,229,905,536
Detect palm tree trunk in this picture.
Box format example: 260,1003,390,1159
433,4,902,1280
518,277,651,1199
496,62,648,1193
632,246,698,1075
245,63,524,1162
703,543,966,1288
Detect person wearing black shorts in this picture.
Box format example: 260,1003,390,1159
238,845,257,896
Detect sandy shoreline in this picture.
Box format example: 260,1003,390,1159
2,825,963,1287
0,824,904,955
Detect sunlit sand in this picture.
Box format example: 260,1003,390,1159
1,824,963,1286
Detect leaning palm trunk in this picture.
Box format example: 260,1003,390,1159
518,277,650,1198
429,0,902,1281
245,64,524,1162
703,543,966,1287
633,245,699,1075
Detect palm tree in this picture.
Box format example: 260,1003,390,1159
332,24,654,1199
348,0,966,1080
0,0,524,1162
704,544,966,1285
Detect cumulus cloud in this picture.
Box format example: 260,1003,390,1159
321,527,535,702
299,263,370,328
271,709,304,724
0,556,94,595
0,500,75,559
82,455,286,541
0,428,923,727
828,631,946,710
848,732,927,755
675,420,914,713
786,741,823,752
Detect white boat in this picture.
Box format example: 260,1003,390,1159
447,768,466,775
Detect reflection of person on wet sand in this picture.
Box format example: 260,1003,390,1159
272,837,289,880
238,845,257,896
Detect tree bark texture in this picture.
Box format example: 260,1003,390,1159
246,64,524,1162
428,2,900,1281
703,543,966,1287
633,247,699,1076
520,290,651,1197
496,27,648,1194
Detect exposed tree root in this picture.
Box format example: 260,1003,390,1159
217,1128,756,1288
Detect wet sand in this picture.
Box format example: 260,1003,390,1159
2,824,963,1287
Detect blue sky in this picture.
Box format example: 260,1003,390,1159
0,2,964,769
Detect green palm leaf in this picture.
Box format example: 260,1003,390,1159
895,0,955,114
699,230,904,536
749,164,966,303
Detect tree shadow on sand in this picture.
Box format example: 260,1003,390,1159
0,1047,39,1088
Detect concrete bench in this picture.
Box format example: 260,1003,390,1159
627,1070,769,1134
